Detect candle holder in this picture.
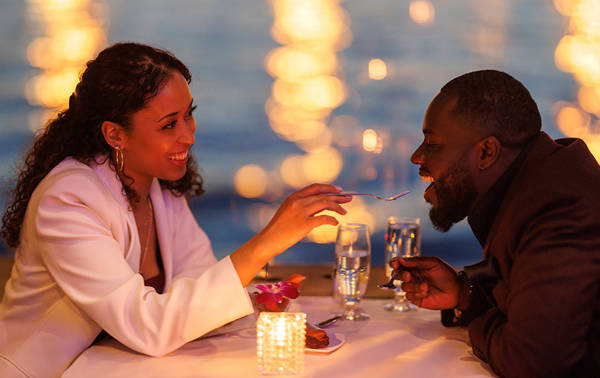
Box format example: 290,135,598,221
256,312,306,375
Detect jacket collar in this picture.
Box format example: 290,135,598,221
467,132,541,247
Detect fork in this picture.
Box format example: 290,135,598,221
341,190,410,201
378,271,402,290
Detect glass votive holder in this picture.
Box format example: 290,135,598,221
256,312,306,375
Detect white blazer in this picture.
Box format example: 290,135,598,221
0,157,253,377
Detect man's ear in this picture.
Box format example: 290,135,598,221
101,121,126,149
476,136,501,170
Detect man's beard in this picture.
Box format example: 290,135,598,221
428,161,478,232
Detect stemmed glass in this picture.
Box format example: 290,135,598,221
334,223,371,321
382,216,420,312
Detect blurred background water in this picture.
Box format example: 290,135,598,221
1,0,599,268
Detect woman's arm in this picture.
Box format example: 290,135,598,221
30,170,252,356
230,183,350,286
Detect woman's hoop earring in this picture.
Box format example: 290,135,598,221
114,146,124,173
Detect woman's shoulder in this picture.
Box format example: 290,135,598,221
33,157,115,204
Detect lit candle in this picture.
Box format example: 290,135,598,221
257,312,306,375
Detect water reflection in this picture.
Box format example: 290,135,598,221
553,0,600,160
232,0,358,243
24,0,107,131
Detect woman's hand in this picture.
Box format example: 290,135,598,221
391,256,460,310
231,183,351,286
257,183,351,256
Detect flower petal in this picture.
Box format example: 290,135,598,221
280,283,300,299
285,274,306,286
255,284,270,293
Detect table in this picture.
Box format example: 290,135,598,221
64,296,495,377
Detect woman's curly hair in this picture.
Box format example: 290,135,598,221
1,42,204,249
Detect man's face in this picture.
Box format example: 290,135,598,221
410,94,480,232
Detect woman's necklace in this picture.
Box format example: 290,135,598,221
139,198,154,274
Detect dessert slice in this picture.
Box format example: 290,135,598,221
305,323,329,349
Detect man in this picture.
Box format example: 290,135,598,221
394,70,600,377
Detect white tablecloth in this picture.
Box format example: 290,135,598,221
64,296,495,377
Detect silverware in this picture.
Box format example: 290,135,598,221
342,190,410,201
317,315,342,328
378,271,401,290
378,268,423,290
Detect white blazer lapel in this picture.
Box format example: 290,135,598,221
89,156,139,265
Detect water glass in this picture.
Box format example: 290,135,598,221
334,223,371,321
383,216,420,312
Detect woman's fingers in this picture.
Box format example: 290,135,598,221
290,183,342,199
311,214,340,228
305,198,350,217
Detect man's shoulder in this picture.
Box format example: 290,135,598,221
517,134,600,193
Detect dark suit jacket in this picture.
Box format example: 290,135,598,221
455,133,600,377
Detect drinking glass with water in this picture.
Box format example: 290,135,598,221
334,223,371,321
382,216,420,312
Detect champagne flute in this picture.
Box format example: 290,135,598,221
382,216,420,312
334,223,371,321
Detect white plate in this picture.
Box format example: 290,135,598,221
306,333,345,354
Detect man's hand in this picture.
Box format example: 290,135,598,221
391,256,460,310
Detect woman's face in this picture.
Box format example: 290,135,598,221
120,71,196,190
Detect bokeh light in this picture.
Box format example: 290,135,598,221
554,0,600,162
234,164,268,198
25,0,107,130
409,0,435,26
368,59,387,80
302,146,343,183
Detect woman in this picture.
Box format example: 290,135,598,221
0,42,350,377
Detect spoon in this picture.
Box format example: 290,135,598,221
341,190,410,201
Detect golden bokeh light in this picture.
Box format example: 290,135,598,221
271,76,346,111
270,0,352,51
578,86,600,115
265,47,338,82
296,127,332,152
362,129,378,152
280,154,308,188
409,0,435,26
302,146,343,183
234,164,268,198
368,58,388,80
25,69,80,108
25,0,107,130
264,0,351,197
362,129,383,154
556,104,590,136
553,0,576,16
554,0,600,162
